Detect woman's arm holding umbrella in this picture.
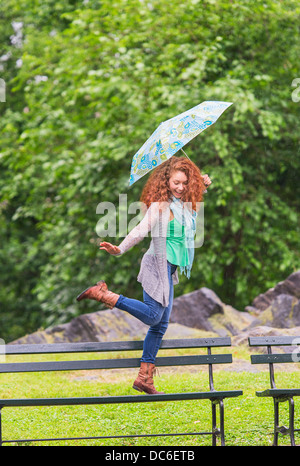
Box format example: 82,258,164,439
202,174,212,187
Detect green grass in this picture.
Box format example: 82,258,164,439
0,345,299,446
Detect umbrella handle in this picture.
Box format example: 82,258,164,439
180,148,191,160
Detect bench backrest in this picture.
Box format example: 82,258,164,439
249,336,300,389
2,337,234,391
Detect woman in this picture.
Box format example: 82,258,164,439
76,156,211,394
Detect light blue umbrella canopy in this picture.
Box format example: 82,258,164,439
129,100,233,186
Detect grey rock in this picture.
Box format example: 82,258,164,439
170,287,224,332
247,294,300,329
249,270,300,312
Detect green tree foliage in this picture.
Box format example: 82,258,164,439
0,0,299,341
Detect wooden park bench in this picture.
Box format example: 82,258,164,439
249,336,300,446
0,337,242,446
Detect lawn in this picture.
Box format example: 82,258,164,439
0,345,299,446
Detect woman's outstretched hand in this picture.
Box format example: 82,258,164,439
202,174,212,187
99,242,121,255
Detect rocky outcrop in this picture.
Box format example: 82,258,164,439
243,271,300,330
11,309,149,344
10,270,300,346
247,294,300,329
245,270,300,313
10,309,216,345
232,325,300,347
170,287,255,336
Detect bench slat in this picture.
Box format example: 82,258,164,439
0,354,232,373
249,336,300,347
255,388,300,398
5,337,232,355
251,353,297,364
0,390,243,407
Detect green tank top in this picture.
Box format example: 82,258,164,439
166,217,189,267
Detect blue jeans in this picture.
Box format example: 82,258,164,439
115,261,177,363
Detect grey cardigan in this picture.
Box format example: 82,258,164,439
116,201,179,307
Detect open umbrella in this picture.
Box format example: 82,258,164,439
129,100,233,186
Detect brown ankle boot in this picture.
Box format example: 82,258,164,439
133,362,165,395
76,280,120,309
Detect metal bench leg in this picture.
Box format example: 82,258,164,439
211,399,225,446
273,397,296,446
212,402,217,446
218,400,225,446
289,398,295,446
0,407,2,447
273,398,279,446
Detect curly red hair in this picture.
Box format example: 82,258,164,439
140,156,206,212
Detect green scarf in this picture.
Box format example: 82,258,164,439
169,196,197,278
